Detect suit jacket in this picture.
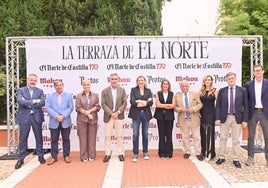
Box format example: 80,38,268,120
215,86,248,124
128,87,153,120
174,91,202,127
154,91,175,121
245,78,268,120
45,92,74,129
16,86,45,125
76,91,100,125
101,85,127,123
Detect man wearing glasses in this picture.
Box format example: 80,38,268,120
245,64,268,166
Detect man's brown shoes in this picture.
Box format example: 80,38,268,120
47,158,57,165
64,156,71,163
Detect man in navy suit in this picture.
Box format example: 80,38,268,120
245,64,268,166
215,72,248,168
15,74,46,169
45,80,74,165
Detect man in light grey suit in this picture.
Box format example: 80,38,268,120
15,74,46,169
45,80,74,165
215,72,248,168
101,73,127,162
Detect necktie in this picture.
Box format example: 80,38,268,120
184,93,190,118
229,87,234,114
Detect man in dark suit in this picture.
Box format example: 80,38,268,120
245,64,268,166
215,72,248,168
15,74,46,169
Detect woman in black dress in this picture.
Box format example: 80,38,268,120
199,75,218,160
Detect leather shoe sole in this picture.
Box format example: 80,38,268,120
216,158,225,165
103,155,111,163
196,155,204,161
233,161,241,168
119,155,125,162
47,158,57,165
15,160,24,169
64,156,71,163
183,153,190,159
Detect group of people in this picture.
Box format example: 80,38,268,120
14,64,268,170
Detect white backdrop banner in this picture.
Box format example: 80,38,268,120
25,36,242,151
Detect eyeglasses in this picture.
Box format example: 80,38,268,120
253,69,263,72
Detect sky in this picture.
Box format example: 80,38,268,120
162,0,220,36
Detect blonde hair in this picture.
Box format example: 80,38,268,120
82,79,91,85
200,75,216,96
136,76,147,87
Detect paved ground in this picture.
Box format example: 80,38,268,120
0,144,268,188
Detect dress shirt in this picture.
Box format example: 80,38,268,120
254,79,263,108
111,86,117,112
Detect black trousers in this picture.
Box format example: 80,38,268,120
50,123,71,159
157,119,174,158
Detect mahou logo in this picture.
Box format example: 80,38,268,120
175,76,198,85
107,77,131,87
40,78,62,88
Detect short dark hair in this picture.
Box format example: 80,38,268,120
253,64,264,71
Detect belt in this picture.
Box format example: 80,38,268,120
255,108,263,111
228,113,235,115
140,110,144,113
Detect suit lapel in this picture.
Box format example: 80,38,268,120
108,88,114,108
51,93,59,108
24,87,32,99
189,92,192,107
178,93,183,106
262,79,267,98
250,81,256,103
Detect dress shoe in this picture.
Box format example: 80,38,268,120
103,155,111,163
119,155,125,162
64,156,71,163
210,153,216,160
38,156,46,164
183,153,190,159
47,158,57,165
196,155,204,161
233,161,241,168
15,160,24,169
216,158,225,165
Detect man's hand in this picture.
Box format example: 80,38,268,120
57,115,65,122
215,120,221,126
111,112,119,120
242,122,248,128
